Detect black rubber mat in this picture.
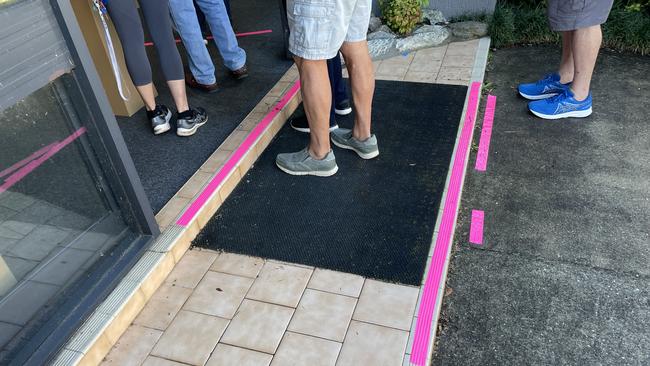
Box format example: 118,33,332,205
118,0,292,213
193,81,467,285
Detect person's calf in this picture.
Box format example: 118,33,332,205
340,41,374,141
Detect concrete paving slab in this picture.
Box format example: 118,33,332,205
433,248,650,366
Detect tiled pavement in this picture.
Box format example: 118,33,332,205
101,39,481,366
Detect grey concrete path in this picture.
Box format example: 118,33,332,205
432,47,650,365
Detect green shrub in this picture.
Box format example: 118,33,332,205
483,0,650,54
380,0,423,35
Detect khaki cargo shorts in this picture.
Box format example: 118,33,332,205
287,0,371,60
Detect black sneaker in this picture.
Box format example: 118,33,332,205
176,107,208,137
147,104,172,135
334,99,352,116
289,112,338,133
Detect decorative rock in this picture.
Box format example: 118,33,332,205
368,38,398,59
449,21,488,39
367,24,396,40
368,30,395,41
413,25,439,35
395,26,450,52
368,16,382,33
422,9,446,25
377,25,393,34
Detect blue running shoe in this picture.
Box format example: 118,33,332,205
528,89,592,120
518,73,571,100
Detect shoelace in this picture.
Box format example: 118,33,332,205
536,73,556,85
545,89,571,104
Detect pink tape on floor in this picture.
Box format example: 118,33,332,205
0,128,87,194
144,29,273,47
410,81,482,366
475,94,497,171
469,210,484,245
176,80,301,226
0,142,57,179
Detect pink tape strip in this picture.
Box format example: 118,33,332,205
176,80,301,226
0,128,87,194
475,94,496,171
410,81,482,365
144,29,273,47
0,142,57,179
469,210,484,245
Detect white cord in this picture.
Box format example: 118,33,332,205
93,0,131,101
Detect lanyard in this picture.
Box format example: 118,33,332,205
92,0,130,101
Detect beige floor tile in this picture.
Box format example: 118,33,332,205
442,54,475,68
353,280,419,331
412,45,447,61
164,249,218,289
271,332,341,366
246,262,312,307
408,58,442,74
382,53,415,66
436,67,472,83
206,344,272,366
210,252,264,278
374,74,405,81
288,289,356,342
375,62,409,79
220,299,294,354
151,310,229,365
155,196,189,230
101,325,162,366
221,130,249,151
404,71,437,83
183,271,253,319
434,79,469,86
200,149,232,173
445,39,479,56
141,356,186,366
133,283,192,331
177,171,211,199
336,321,408,366
307,269,364,297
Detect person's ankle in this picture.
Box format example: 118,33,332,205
570,87,589,101
352,128,371,141
308,147,329,160
558,71,573,84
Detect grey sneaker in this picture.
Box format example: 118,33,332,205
147,104,172,135
331,128,379,159
177,107,208,137
276,148,338,177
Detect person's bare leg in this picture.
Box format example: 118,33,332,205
295,57,332,159
339,40,374,140
570,25,602,101
558,31,574,83
135,83,157,111
167,79,190,112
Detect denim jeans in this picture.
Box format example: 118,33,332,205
327,52,348,123
169,0,246,84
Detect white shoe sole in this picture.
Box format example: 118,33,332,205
177,117,208,136
153,111,172,135
335,107,352,115
291,124,339,133
519,91,559,100
530,107,592,120
276,162,338,177
332,139,379,159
